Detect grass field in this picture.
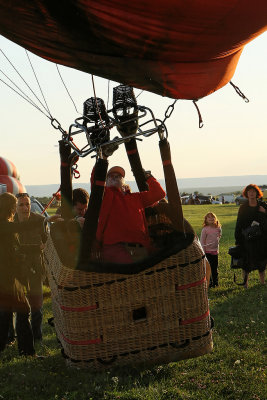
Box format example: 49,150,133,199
0,205,266,400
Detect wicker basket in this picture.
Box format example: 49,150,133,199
44,233,213,369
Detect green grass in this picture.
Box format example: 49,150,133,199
47,207,58,215
1,205,266,400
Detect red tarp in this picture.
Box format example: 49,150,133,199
0,0,266,99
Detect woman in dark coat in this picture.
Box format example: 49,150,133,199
235,184,267,288
0,192,44,356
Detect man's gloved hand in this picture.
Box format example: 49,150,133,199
143,170,153,180
102,137,119,158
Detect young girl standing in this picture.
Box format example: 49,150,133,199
200,212,222,288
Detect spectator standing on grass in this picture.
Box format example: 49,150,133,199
200,212,222,288
194,195,200,205
0,193,44,357
14,193,48,341
188,195,195,205
235,184,267,288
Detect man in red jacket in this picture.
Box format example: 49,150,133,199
94,165,166,263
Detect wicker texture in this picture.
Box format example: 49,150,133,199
45,235,213,369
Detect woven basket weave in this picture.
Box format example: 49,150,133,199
44,233,213,369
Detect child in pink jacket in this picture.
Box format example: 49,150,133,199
200,212,222,288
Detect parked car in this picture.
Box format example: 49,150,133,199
181,194,212,205
211,199,222,204
197,195,212,204
219,194,235,204
30,196,49,217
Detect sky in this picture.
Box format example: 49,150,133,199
0,32,267,187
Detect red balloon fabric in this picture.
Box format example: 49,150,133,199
0,175,26,195
0,157,19,179
0,0,266,99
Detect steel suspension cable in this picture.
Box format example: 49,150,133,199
0,49,51,116
91,74,105,127
25,50,52,118
107,79,110,110
0,48,70,133
136,90,144,99
56,63,79,113
0,75,51,119
0,67,48,112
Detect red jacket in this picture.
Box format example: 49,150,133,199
94,176,165,247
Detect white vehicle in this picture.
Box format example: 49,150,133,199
219,194,235,204
30,196,49,217
197,195,212,204
211,199,222,204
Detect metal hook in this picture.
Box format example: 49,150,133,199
193,100,204,128
230,81,249,103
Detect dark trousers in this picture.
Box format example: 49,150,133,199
8,308,43,342
31,309,43,340
206,253,219,286
0,310,35,355
27,271,43,341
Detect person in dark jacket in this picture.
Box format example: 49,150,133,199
0,193,44,356
235,184,267,288
14,193,48,341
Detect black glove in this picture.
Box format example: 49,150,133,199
143,169,153,180
102,137,119,157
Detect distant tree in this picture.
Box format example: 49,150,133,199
35,196,58,207
233,191,242,195
35,196,50,204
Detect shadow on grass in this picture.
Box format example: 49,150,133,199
0,347,182,400
1,278,265,400
210,282,266,340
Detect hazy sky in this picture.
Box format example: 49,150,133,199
0,32,267,187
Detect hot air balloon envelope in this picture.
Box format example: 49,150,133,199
0,1,266,98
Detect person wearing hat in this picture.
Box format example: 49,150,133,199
91,165,166,263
